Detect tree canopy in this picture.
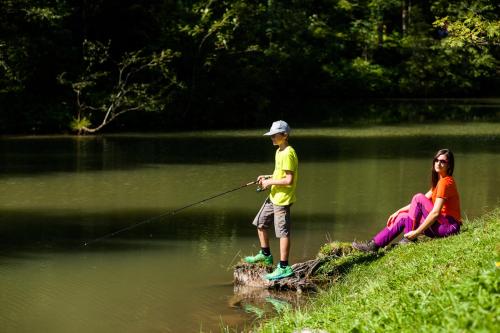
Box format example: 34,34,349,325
0,0,498,133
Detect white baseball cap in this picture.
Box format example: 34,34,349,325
263,120,291,136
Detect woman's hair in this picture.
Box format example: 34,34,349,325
431,148,455,188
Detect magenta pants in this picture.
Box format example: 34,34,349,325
373,193,460,248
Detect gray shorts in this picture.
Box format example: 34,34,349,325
252,198,291,238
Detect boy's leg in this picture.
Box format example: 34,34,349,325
272,204,291,262
245,198,274,265
265,204,294,280
279,237,290,262
257,227,269,248
252,198,274,233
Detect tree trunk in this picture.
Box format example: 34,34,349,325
402,0,407,36
402,0,412,36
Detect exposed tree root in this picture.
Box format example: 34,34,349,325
233,242,374,293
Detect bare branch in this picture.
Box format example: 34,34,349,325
80,105,143,134
65,40,181,134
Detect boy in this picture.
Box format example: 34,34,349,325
244,120,298,280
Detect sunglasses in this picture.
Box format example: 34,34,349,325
434,159,448,165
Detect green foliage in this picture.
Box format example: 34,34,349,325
69,116,91,132
0,0,69,94
1,0,499,133
0,42,22,94
433,0,500,47
25,6,68,23
412,0,500,95
257,209,500,332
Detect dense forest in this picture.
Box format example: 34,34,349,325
0,0,499,134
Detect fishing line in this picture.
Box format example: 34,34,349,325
83,179,260,247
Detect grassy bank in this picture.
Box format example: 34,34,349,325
257,209,499,332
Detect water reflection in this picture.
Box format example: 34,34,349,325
1,133,498,175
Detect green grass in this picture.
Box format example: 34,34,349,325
12,122,495,139
256,209,500,332
173,122,499,138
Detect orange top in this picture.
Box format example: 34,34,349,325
432,176,461,223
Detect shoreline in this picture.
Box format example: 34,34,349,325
2,121,500,139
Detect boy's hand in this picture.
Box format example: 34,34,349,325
260,179,271,190
256,175,272,190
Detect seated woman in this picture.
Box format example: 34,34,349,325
352,149,461,252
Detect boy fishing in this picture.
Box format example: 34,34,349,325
244,120,298,280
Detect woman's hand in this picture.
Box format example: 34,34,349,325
386,211,399,227
386,204,410,227
404,230,419,240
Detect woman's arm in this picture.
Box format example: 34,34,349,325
404,197,444,240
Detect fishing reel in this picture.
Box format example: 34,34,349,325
256,186,267,192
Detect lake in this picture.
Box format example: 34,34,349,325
1,123,499,332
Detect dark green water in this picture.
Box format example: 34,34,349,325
1,126,499,332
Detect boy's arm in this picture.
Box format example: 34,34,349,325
261,170,294,189
257,175,273,181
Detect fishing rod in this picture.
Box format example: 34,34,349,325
83,179,265,247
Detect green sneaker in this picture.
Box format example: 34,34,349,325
244,250,273,265
265,264,294,280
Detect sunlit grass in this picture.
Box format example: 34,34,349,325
292,122,500,138
136,122,500,138
104,122,500,138
255,208,500,332
3,122,499,140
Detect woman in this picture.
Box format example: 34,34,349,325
352,149,461,252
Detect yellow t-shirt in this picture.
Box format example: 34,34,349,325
270,146,298,206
